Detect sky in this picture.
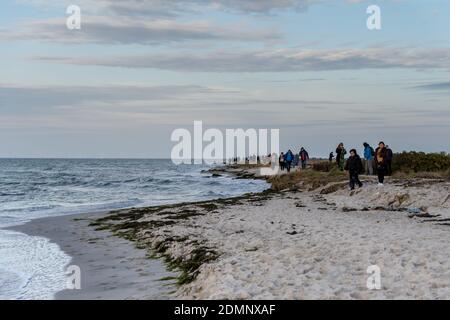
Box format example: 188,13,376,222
1,0,449,158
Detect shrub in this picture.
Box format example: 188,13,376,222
311,160,333,172
392,151,450,173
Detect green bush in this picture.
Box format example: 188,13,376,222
311,161,333,172
392,151,450,173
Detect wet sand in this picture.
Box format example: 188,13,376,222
9,212,178,300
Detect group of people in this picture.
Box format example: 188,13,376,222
331,142,394,190
279,148,310,172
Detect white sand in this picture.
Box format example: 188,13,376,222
143,178,449,299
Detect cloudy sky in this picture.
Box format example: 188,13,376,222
1,0,449,158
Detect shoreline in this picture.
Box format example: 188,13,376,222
6,164,450,299
9,211,178,300
3,165,271,300
90,165,450,299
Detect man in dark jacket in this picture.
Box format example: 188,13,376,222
344,149,363,190
299,147,309,169
386,145,393,176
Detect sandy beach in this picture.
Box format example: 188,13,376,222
85,166,450,300
7,165,449,300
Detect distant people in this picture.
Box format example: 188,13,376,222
344,149,363,190
279,152,285,171
386,145,393,176
336,143,347,171
375,141,388,186
285,150,294,172
299,147,309,169
329,152,334,163
363,142,375,175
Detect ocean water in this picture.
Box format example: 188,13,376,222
0,159,269,300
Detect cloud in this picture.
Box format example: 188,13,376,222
0,83,358,130
32,47,450,72
2,16,279,44
413,82,450,91
19,0,318,17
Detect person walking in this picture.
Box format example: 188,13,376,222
279,152,285,171
294,153,300,168
375,141,388,186
299,147,309,169
344,149,363,190
386,145,393,176
329,152,334,163
285,150,294,173
363,142,375,175
336,143,347,171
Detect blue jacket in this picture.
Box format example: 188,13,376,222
364,146,373,160
285,151,294,162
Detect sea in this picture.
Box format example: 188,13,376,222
0,159,269,300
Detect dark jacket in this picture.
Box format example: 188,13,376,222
386,148,393,162
344,155,363,173
375,147,388,166
300,150,309,161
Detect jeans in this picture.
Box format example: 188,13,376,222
377,165,386,184
365,159,374,175
386,161,392,176
301,160,307,169
286,161,292,172
349,171,362,189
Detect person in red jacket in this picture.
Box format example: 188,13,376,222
299,147,309,169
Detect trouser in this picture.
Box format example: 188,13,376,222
386,161,392,176
339,158,345,171
286,161,292,172
365,159,374,175
349,171,362,189
377,165,386,184
280,162,285,171
301,160,307,169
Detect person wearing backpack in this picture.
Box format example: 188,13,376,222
386,145,393,176
299,147,310,169
285,150,294,173
344,149,363,190
363,142,375,175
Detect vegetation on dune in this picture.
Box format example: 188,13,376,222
392,151,450,174
268,165,347,191
310,152,450,180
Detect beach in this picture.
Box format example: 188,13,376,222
10,212,178,299
12,165,449,300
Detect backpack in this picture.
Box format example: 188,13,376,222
370,147,375,157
